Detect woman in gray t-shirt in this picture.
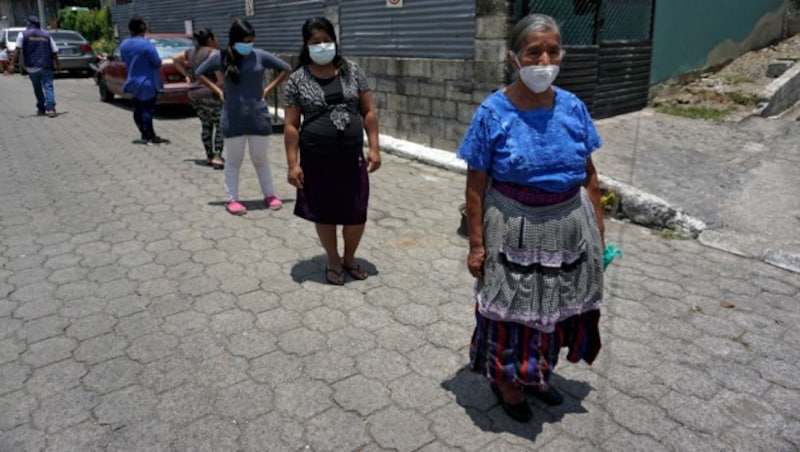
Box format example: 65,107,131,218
198,19,291,216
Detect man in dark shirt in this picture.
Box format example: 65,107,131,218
7,15,60,117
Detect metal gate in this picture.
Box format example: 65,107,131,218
521,0,656,118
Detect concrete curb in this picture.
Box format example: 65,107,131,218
757,60,800,117
377,135,707,235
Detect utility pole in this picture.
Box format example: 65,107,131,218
38,0,46,25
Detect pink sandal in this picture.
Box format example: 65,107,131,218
226,200,247,216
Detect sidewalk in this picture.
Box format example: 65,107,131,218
0,75,798,450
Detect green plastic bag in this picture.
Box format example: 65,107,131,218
603,243,622,271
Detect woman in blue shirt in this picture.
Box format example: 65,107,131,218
457,14,604,422
198,19,291,216
120,16,168,144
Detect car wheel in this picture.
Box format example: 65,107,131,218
98,78,114,102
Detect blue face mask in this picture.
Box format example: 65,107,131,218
234,42,254,56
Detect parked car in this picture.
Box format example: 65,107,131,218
94,33,194,105
1,27,95,75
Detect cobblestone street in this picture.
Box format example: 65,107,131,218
0,75,798,451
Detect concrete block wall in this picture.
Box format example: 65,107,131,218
290,0,514,152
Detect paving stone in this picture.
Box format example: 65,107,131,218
126,332,179,363
306,407,370,452
66,313,117,341
26,358,86,398
161,310,208,337
235,290,281,314
277,327,327,356
248,350,303,385
368,406,434,452
193,291,237,314
392,302,439,327
178,331,226,360
0,361,30,396
240,412,305,451
660,390,734,435
13,298,61,321
427,403,495,451
21,335,76,368
209,309,255,336
333,375,391,416
652,362,720,400
82,357,143,394
156,384,214,425
300,350,355,384
220,329,275,360
146,293,192,318
374,322,428,353
326,326,377,357
0,389,38,430
719,425,795,451
173,415,241,451
195,353,249,389
214,380,274,421
274,379,333,420
94,385,158,427
0,425,46,451
389,373,453,414
408,344,462,380
140,355,195,394
33,386,99,433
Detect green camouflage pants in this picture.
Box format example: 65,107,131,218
190,97,223,159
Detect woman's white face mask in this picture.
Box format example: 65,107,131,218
515,55,559,93
309,42,336,65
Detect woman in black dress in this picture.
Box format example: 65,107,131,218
284,17,381,285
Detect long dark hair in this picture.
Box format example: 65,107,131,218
221,19,255,84
296,17,344,73
193,28,215,50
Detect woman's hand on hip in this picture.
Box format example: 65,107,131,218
467,245,486,279
367,149,381,173
287,165,304,189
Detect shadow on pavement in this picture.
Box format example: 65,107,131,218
207,198,296,212
290,255,379,285
442,367,591,441
97,98,196,120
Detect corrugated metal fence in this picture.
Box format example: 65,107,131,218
524,0,656,118
339,0,475,59
111,0,323,52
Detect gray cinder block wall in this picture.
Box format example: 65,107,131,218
279,0,513,152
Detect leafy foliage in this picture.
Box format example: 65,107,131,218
58,6,115,53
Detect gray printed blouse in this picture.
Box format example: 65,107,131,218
283,59,370,131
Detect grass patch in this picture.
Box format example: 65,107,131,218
656,104,731,121
723,74,754,85
725,91,757,106
658,228,693,240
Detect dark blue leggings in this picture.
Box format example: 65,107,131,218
132,97,157,140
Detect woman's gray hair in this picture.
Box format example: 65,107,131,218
509,14,561,55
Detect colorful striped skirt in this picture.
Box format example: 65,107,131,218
469,307,601,387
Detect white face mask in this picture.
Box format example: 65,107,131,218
308,42,336,65
515,56,559,93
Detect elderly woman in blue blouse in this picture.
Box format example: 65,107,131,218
457,14,604,423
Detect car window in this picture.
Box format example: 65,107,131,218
7,30,20,43
149,37,193,59
51,31,86,42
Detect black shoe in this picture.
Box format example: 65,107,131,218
490,382,533,422
524,384,564,406
147,136,170,145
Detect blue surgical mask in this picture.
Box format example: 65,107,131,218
308,42,336,65
234,42,254,56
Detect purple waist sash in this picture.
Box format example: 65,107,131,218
492,181,580,206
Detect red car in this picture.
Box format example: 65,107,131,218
94,33,194,105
